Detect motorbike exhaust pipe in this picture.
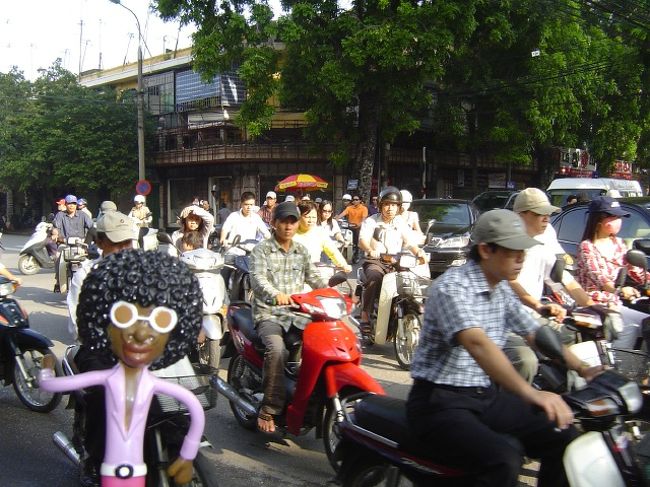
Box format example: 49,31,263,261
209,376,258,417
53,431,80,466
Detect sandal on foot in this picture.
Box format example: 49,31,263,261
257,412,276,433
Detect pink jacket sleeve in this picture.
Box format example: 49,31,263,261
154,379,205,460
38,368,107,393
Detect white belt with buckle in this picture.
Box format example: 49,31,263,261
100,462,147,478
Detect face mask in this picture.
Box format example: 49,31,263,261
602,218,622,236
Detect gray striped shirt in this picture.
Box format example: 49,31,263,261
250,237,327,329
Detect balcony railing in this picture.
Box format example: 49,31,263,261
153,142,338,166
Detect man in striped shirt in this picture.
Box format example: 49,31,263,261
250,201,327,433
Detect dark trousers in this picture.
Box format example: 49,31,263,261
361,259,392,317
406,380,577,487
257,320,288,416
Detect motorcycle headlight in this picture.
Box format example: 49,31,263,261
317,297,347,319
0,282,15,297
618,381,643,414
436,236,470,248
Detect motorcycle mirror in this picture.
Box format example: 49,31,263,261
626,249,647,271
534,326,564,362
231,234,241,247
156,232,174,245
424,219,436,235
549,255,566,283
373,227,385,242
633,238,650,256
328,271,348,288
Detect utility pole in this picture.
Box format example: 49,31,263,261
109,0,145,181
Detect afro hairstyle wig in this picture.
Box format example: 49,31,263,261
76,248,202,370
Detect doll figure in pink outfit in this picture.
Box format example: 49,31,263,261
40,249,204,486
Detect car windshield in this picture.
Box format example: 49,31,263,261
411,203,470,227
473,192,512,212
547,189,606,207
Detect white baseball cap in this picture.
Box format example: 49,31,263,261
342,194,352,201
266,191,277,199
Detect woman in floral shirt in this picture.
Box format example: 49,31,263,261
576,196,649,349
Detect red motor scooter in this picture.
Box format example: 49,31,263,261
211,286,385,471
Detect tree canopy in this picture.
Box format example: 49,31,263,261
156,0,650,196
0,62,141,199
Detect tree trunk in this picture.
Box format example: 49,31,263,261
355,91,380,202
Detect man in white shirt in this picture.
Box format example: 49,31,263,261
220,191,271,246
506,188,594,382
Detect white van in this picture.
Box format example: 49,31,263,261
546,178,643,206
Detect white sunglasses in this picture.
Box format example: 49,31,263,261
110,301,178,334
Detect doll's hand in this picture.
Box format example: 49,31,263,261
42,353,56,371
168,457,193,484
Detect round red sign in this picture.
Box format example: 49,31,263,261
136,180,152,196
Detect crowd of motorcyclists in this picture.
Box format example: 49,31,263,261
3,182,650,487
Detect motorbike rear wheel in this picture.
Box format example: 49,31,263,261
18,254,40,275
12,348,62,412
394,313,421,371
323,388,366,472
227,354,259,430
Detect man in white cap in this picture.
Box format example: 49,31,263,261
65,208,136,485
258,191,278,226
408,209,600,487
506,188,594,382
67,209,136,339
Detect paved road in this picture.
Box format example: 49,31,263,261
0,233,413,487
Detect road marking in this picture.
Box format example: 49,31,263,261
2,246,23,252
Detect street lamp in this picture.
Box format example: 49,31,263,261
109,0,145,182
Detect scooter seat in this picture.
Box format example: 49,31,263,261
354,394,523,463
231,306,265,350
354,395,418,450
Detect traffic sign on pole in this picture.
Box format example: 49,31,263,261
136,180,152,196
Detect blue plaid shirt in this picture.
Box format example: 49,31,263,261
411,260,540,387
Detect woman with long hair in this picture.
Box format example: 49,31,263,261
318,200,345,245
171,205,214,250
575,196,649,349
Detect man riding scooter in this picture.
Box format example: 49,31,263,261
357,186,426,343
51,194,93,293
506,188,595,382
66,208,136,486
249,201,328,433
408,209,603,487
335,193,368,263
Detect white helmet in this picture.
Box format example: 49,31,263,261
134,195,146,204
400,189,413,203
342,194,352,201
400,189,413,210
